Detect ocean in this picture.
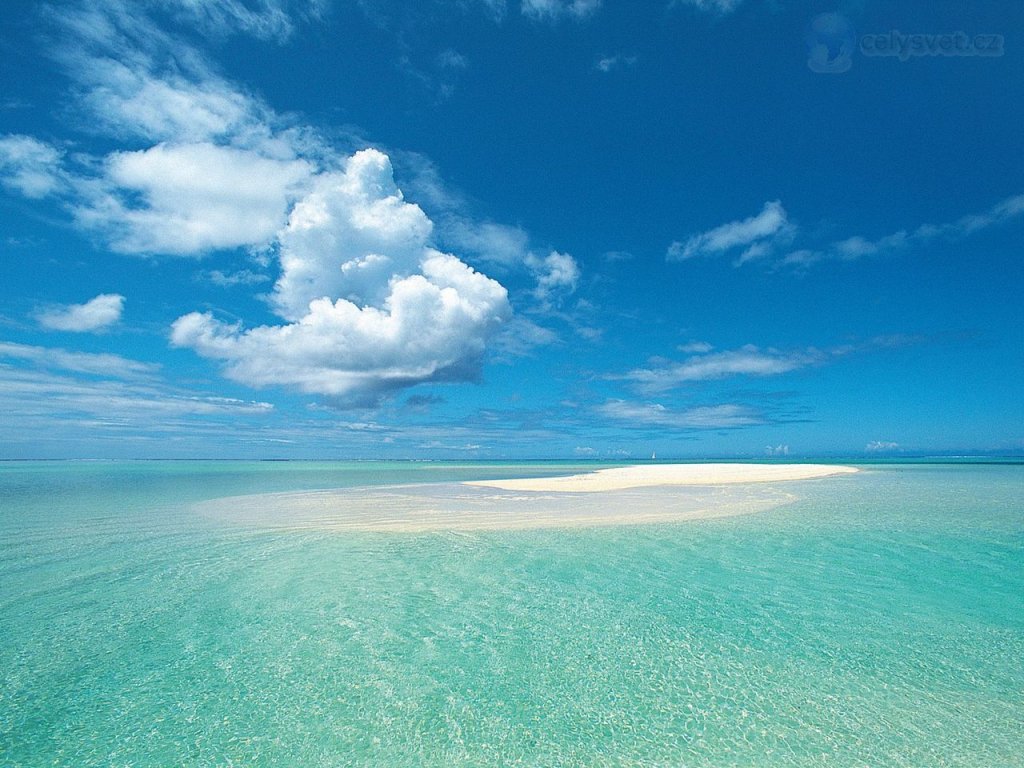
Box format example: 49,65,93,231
1,460,1021,766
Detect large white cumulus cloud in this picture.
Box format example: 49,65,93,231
272,150,432,320
172,150,512,403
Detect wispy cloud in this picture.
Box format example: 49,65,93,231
416,440,482,451
36,293,125,332
0,365,275,456
595,54,637,73
669,194,1024,270
397,49,471,102
521,0,601,21
619,344,824,393
0,135,66,198
615,335,924,394
202,269,271,288
0,336,280,455
0,340,157,379
491,316,560,360
866,440,900,452
667,200,793,262
602,250,634,262
669,0,743,13
598,400,765,429
527,251,580,306
162,0,327,42
780,193,1024,268
677,340,713,354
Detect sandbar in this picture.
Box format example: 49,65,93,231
194,464,859,533
462,463,858,493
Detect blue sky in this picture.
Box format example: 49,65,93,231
0,0,1021,459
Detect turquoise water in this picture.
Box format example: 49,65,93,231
1,461,1022,766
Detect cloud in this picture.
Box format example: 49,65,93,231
670,193,1024,270
440,218,581,307
75,142,312,255
521,0,600,21
172,252,509,404
73,61,275,146
0,135,65,198
670,0,743,12
866,440,900,452
598,400,764,429
0,366,272,418
621,344,824,393
677,340,713,354
52,0,324,55
202,268,271,287
403,393,446,412
491,315,560,358
527,250,580,305
416,440,482,451
614,335,925,396
271,149,433,320
476,0,508,20
595,54,637,73
397,49,471,102
436,49,469,69
442,218,532,267
751,194,1024,270
45,0,304,143
0,340,157,379
19,0,321,257
163,0,327,42
0,342,275,455
777,249,820,268
4,0,546,407
765,443,789,456
36,293,125,332
668,200,792,261
396,154,584,314
819,194,1024,262
16,0,574,338
602,250,634,262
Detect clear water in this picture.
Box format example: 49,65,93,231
1,461,1022,767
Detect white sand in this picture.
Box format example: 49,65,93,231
195,464,859,533
462,463,858,493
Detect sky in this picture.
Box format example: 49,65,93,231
0,0,1021,460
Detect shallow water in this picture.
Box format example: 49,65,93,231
194,481,798,531
1,461,1022,766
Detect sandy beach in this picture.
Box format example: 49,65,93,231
462,463,859,493
193,463,860,533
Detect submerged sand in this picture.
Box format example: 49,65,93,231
194,463,859,533
463,463,859,493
